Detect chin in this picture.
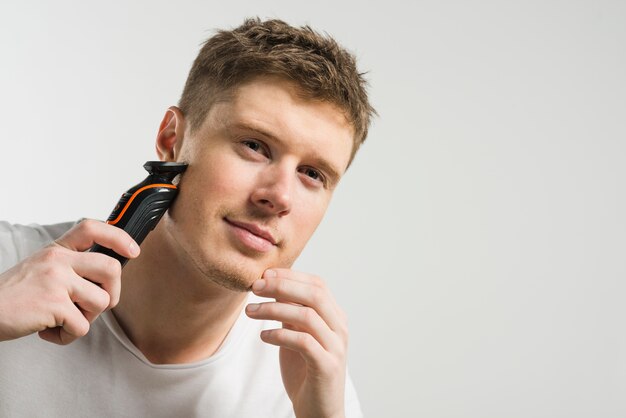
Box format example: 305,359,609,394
164,215,263,292
206,263,259,292
192,252,267,292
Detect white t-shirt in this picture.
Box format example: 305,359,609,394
0,222,363,417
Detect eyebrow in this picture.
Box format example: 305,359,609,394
231,121,343,187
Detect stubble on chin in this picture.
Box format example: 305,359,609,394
196,260,258,292
164,215,257,293
176,236,260,293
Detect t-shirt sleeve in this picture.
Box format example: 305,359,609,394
345,370,365,417
0,221,76,272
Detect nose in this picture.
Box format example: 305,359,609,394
250,164,293,216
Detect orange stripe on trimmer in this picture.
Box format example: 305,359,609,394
107,183,177,226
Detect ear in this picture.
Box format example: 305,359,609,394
156,106,186,161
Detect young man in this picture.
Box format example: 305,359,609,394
0,18,374,417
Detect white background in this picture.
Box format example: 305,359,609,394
1,1,625,417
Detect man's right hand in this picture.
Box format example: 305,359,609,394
0,219,139,345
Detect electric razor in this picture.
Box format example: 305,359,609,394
90,161,188,267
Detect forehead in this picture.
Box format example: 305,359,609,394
212,77,354,173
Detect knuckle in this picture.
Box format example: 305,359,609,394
335,330,349,356
39,246,64,264
77,219,99,235
40,264,65,283
103,280,121,309
311,275,325,287
47,288,69,306
298,333,315,350
73,322,90,340
337,307,349,327
103,255,122,276
335,317,349,344
302,306,316,324
97,289,112,311
108,292,120,309
339,323,349,342
310,288,324,306
109,258,122,276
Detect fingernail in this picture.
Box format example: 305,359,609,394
252,279,266,292
129,242,140,257
246,303,260,312
263,269,277,278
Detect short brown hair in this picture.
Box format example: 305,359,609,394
178,18,375,164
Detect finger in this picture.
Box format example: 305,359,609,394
37,303,90,345
58,314,90,345
39,326,84,345
252,277,343,332
38,327,64,344
260,269,349,335
55,219,140,258
246,302,337,351
262,269,343,315
260,328,327,367
68,272,111,319
38,326,81,345
70,251,122,308
263,268,327,288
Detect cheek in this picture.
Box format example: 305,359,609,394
186,158,251,206
291,194,329,241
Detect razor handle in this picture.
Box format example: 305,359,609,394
90,161,188,267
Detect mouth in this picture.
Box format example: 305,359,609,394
224,217,278,252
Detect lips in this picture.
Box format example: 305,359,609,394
224,218,277,252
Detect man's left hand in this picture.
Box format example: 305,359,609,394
246,268,348,418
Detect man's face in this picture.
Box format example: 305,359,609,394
163,77,354,291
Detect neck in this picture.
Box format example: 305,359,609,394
112,222,248,364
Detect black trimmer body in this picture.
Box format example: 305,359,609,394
90,161,187,267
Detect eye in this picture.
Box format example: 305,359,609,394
243,140,260,152
241,139,270,158
298,166,326,187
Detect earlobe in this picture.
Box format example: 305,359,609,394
156,106,186,161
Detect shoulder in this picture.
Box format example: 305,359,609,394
0,221,76,270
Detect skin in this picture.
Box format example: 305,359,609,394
0,76,354,418
114,76,354,418
0,220,139,344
